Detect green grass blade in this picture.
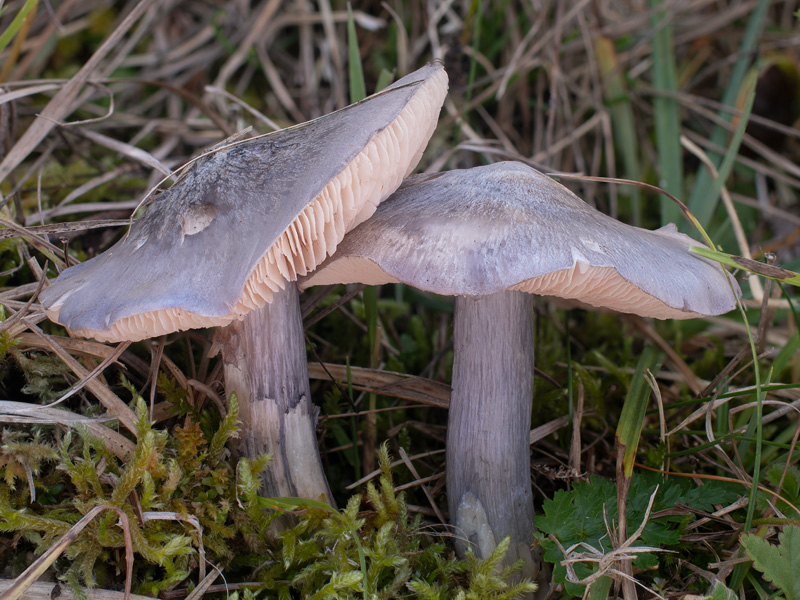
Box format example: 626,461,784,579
777,282,800,330
616,346,663,478
771,332,799,379
686,0,769,228
364,287,378,352
0,0,37,56
731,369,771,590
595,35,642,225
649,0,683,225
703,76,756,228
586,575,613,600
346,3,366,103
374,68,393,93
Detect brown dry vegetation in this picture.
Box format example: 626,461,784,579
0,0,799,599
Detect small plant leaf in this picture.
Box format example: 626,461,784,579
705,581,737,600
616,346,663,479
0,0,38,57
741,525,800,600
690,246,800,287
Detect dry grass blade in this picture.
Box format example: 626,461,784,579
307,362,450,408
0,217,64,267
24,321,138,433
530,414,570,445
398,446,446,524
15,332,149,374
0,83,64,105
183,570,222,600
556,487,671,598
0,505,133,600
0,0,158,189
0,581,152,600
0,218,131,239
210,0,282,93
347,449,445,490
62,128,170,176
0,268,46,334
0,400,135,459
44,341,130,408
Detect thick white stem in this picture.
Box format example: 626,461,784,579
218,284,333,504
448,291,537,582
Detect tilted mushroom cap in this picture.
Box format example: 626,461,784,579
40,63,448,342
300,161,741,318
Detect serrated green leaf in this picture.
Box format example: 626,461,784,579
535,489,578,539
741,525,800,600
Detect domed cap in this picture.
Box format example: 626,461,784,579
300,162,740,319
40,63,449,342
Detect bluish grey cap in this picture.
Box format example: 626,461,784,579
40,63,449,342
300,162,741,319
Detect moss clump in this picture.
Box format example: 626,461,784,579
0,387,535,599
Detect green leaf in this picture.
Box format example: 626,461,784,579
586,576,613,600
346,3,366,103
616,347,663,478
762,465,800,516
741,525,800,600
649,0,683,225
374,68,393,92
535,489,578,540
691,246,800,287
537,472,741,596
0,0,37,56
705,581,737,600
594,34,642,225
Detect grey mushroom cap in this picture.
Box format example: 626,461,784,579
299,162,741,319
40,63,449,342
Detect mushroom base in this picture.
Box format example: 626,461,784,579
447,291,541,588
217,284,333,505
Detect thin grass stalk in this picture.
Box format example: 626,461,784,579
462,0,482,106
347,3,366,104
615,347,663,600
728,300,766,591
686,0,769,228
0,0,39,83
346,357,361,480
648,0,682,225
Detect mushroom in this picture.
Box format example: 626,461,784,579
39,62,449,503
299,161,741,579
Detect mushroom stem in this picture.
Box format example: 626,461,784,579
448,291,538,582
218,283,333,504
